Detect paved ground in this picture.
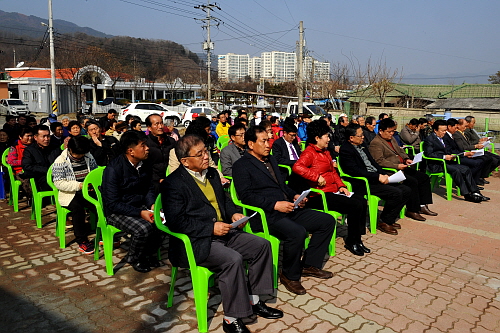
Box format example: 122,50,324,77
1,176,500,333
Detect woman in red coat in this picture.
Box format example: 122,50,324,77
293,120,370,256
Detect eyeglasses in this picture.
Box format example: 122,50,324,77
233,134,245,137
354,134,364,138
186,149,209,159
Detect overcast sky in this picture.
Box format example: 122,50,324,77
2,0,499,83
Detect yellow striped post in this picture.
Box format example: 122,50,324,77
51,100,58,115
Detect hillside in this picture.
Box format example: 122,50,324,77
0,10,201,83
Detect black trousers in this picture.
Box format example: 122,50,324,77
267,209,335,281
368,183,411,225
446,163,478,195
199,231,274,318
485,151,500,173
402,168,433,212
460,157,483,184
65,191,95,244
307,192,367,245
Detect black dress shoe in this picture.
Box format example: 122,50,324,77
358,242,371,253
477,186,484,190
147,256,162,268
480,178,490,185
344,243,364,256
464,194,482,203
223,319,250,333
132,260,151,273
252,301,283,319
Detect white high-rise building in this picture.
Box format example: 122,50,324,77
217,53,250,82
217,51,330,83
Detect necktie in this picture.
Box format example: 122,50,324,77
290,143,299,160
439,137,446,147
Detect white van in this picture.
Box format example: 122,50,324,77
286,102,327,120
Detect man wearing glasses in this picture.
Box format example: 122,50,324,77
369,118,437,222
339,123,411,235
220,123,247,177
271,123,302,181
161,134,282,333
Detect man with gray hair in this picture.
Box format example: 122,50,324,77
161,134,282,333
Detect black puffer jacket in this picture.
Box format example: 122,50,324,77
101,154,156,217
145,133,175,187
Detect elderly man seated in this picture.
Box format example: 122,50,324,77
160,134,282,333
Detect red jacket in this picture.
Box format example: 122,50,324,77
7,141,29,174
293,143,345,194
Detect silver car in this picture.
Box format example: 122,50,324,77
0,99,31,116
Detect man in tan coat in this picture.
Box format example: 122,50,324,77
369,118,437,221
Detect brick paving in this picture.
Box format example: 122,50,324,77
1,177,500,333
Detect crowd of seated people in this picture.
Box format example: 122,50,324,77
1,110,498,333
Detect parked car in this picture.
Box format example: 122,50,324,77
0,99,30,116
182,106,216,128
118,103,182,126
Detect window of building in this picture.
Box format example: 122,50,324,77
31,91,38,102
23,91,29,102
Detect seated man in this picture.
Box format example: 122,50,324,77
161,135,282,333
271,124,302,179
362,116,377,146
22,125,61,192
369,118,437,220
444,118,487,186
339,124,411,235
423,120,488,203
220,123,247,177
85,120,121,166
101,131,163,273
233,126,335,296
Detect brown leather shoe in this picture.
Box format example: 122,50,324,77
279,273,306,295
419,205,438,216
377,222,398,235
392,222,401,229
405,211,426,221
302,266,333,279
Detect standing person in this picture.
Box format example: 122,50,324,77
161,135,282,333
233,126,335,295
400,118,422,152
7,127,34,198
293,120,370,256
216,112,230,138
85,120,121,166
21,125,61,191
101,130,163,272
145,114,176,191
369,118,437,220
99,109,118,131
339,124,411,235
52,136,98,254
363,116,377,146
220,123,247,177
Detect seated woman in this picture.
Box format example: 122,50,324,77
63,120,82,149
52,136,98,254
292,119,370,256
7,126,34,198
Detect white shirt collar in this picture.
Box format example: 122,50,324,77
184,166,208,182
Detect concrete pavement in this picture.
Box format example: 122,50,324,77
1,177,500,333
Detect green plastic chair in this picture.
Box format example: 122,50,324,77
82,166,122,275
420,141,460,201
29,174,56,228
216,135,230,151
1,148,22,212
154,194,214,333
47,165,97,249
229,181,280,288
46,165,71,248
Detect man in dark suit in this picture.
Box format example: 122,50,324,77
161,135,282,333
220,123,247,177
232,126,335,296
444,118,488,186
339,123,411,235
271,123,302,182
423,120,488,203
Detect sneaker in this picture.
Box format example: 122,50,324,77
78,241,95,255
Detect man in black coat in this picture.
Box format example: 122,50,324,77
21,125,61,191
161,135,281,333
423,120,488,203
85,120,121,166
98,109,117,132
339,123,411,235
232,126,335,296
271,123,302,185
101,131,163,273
145,114,175,192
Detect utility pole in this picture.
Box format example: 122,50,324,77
195,1,220,106
48,0,58,115
296,21,304,114
13,49,16,67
